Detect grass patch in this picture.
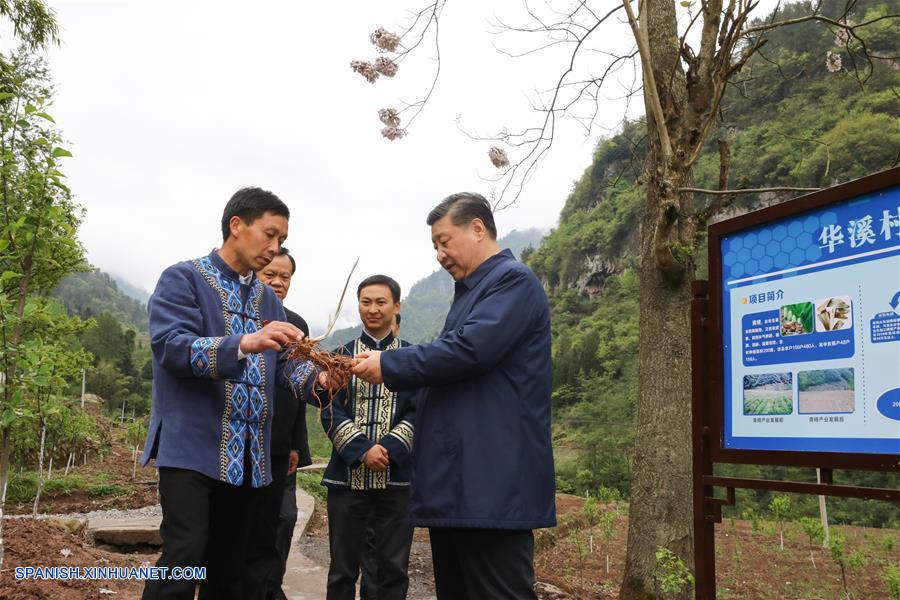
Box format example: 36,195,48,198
296,471,327,502
5,471,132,502
86,483,131,498
305,407,332,461
6,471,38,503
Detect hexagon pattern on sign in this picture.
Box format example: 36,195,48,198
721,212,835,281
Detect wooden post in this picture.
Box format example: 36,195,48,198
817,468,830,547
692,280,716,599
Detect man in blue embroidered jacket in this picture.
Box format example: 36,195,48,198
140,187,321,600
316,275,417,600
353,193,556,600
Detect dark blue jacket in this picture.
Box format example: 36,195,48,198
381,249,556,529
314,332,417,490
141,251,315,488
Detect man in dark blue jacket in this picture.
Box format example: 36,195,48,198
353,193,556,600
141,188,325,600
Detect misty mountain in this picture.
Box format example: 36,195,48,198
323,227,547,347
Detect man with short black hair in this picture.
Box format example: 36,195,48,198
316,274,417,600
353,192,556,600
141,187,329,600
251,247,313,600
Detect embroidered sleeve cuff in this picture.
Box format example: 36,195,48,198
190,335,244,379
285,359,316,399
330,420,372,466
384,420,414,453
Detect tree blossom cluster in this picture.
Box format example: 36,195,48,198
378,108,405,140
488,146,510,169
825,20,851,73
370,27,401,52
350,27,402,85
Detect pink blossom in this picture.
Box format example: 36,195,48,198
370,28,401,52
374,57,399,78
381,126,406,141
488,146,510,169
825,51,842,73
379,108,401,128
834,20,851,47
351,60,379,83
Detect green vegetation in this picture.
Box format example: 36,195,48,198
522,0,899,527
6,471,132,503
54,269,148,329
799,368,855,391
305,409,332,461
296,470,327,502
885,563,900,600
780,302,814,336
654,547,694,598
743,392,793,416
769,495,792,551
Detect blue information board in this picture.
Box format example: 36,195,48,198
721,184,900,455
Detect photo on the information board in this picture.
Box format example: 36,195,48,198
814,295,853,332
743,373,794,415
780,302,814,336
798,368,855,414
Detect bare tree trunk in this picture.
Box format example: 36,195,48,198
47,456,52,481
0,428,10,571
620,0,700,596
32,422,46,518
621,169,695,599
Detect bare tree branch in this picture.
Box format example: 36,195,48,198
680,186,819,195
621,0,672,160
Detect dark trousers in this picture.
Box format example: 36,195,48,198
359,525,378,600
429,528,537,600
142,451,266,600
326,487,413,600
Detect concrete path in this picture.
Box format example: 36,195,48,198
279,484,327,599
84,466,329,598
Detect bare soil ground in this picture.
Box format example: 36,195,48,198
799,390,855,414
0,518,154,599
7,429,158,516
304,492,900,599
4,433,898,599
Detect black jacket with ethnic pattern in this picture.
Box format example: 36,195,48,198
312,331,418,490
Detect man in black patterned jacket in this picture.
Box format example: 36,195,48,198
315,274,418,600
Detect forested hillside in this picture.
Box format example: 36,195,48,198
527,0,899,526
54,269,149,330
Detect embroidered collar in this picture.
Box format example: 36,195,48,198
209,249,256,286
360,330,395,350
457,248,514,291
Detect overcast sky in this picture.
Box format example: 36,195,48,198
22,0,771,332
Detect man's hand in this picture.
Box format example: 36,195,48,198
240,321,303,354
317,369,349,392
363,444,389,472
352,351,383,384
288,450,299,475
